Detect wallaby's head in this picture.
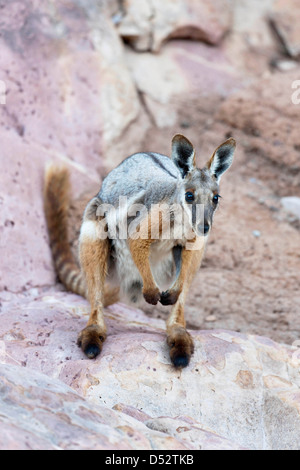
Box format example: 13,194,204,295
172,134,236,237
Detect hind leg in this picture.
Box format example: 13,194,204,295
166,243,205,368
77,217,110,359
103,284,120,308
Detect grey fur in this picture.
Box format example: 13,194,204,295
99,152,182,208
90,136,236,303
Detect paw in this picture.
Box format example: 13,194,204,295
167,327,194,368
160,289,180,306
77,325,107,359
143,287,161,305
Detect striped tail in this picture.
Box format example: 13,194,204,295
44,165,87,298
44,165,120,307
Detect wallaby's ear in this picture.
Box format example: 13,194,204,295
172,134,196,178
206,138,236,182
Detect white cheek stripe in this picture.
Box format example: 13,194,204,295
80,220,99,242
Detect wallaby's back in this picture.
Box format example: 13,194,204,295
99,152,182,208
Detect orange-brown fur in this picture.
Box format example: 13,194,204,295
44,166,119,310
166,245,204,367
44,165,87,298
77,238,109,358
44,134,235,368
127,209,205,367
44,168,203,367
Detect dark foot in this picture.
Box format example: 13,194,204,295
167,327,194,368
143,287,161,305
77,325,107,359
160,289,180,306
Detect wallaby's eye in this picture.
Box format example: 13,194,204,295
185,191,195,203
213,194,221,204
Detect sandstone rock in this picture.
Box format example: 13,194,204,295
0,0,147,166
232,0,276,49
271,59,299,72
145,416,246,450
0,0,300,452
117,0,234,52
125,40,240,128
271,0,300,58
0,363,192,450
218,70,300,170
0,128,102,294
281,197,300,219
1,290,300,450
0,0,150,293
223,0,281,77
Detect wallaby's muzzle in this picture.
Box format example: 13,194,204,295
197,222,210,236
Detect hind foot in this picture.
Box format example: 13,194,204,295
77,325,107,359
167,326,194,368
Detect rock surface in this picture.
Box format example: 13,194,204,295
218,71,300,171
1,0,300,452
117,0,233,52
271,0,300,58
0,0,146,166
125,39,240,128
0,362,191,450
1,290,300,450
0,0,149,293
281,197,300,219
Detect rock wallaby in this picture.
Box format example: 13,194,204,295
44,134,236,368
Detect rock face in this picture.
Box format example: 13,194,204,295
218,71,300,170
117,0,233,52
271,0,300,58
1,291,300,450
0,0,146,166
0,0,149,293
125,39,240,128
0,362,191,450
1,0,300,452
281,197,300,219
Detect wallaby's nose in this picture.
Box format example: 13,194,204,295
204,224,210,235
198,223,210,236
